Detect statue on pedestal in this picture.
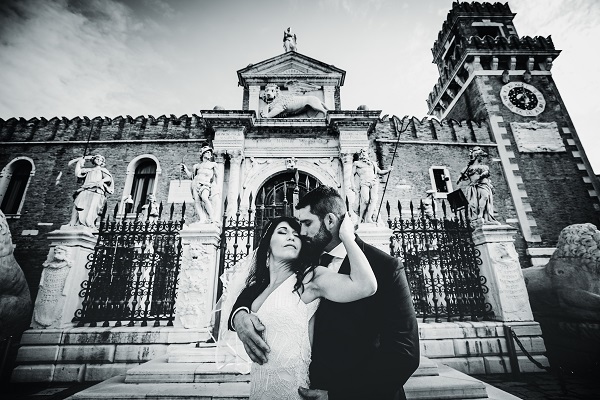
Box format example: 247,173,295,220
283,27,297,52
457,147,499,224
352,148,392,223
0,210,32,338
68,154,114,228
180,145,218,223
142,193,160,223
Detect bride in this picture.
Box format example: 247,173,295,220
218,215,376,400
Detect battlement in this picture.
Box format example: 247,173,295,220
426,34,560,114
0,114,208,143
432,2,514,59
377,116,492,145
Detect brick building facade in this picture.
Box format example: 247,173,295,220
1,2,599,301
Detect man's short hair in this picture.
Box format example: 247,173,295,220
295,185,345,220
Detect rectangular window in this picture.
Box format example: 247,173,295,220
429,167,453,198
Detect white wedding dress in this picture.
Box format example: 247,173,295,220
216,253,319,399
249,274,319,400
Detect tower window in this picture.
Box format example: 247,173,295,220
429,166,453,197
130,160,157,213
0,159,33,215
476,26,501,37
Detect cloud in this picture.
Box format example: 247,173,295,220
0,0,170,119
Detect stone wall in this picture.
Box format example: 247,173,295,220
0,117,211,299
12,327,210,383
12,321,548,382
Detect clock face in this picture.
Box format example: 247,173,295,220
500,82,546,116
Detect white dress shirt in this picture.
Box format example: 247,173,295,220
320,242,347,273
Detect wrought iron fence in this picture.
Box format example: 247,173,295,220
74,203,184,327
387,199,492,322
215,196,256,302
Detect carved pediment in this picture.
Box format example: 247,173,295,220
238,52,345,87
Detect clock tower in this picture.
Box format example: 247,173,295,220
427,2,600,263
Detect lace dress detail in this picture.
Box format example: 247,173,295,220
250,275,320,400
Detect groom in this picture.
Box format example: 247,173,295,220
229,186,419,400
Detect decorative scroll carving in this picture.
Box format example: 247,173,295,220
33,246,72,327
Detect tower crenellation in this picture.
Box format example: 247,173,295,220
427,2,560,118
0,114,209,143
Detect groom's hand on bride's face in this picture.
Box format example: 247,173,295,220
234,312,270,364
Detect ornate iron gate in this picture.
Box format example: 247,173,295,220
387,200,492,322
74,204,184,327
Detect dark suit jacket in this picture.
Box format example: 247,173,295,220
229,236,420,400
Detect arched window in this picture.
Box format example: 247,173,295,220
0,159,33,215
130,160,157,213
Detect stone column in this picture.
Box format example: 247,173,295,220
174,224,221,330
323,86,335,110
212,150,226,222
30,226,97,329
340,152,356,212
472,224,534,322
356,224,392,254
207,114,250,220
226,150,244,217
249,85,261,115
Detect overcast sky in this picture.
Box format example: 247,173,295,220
1,0,598,172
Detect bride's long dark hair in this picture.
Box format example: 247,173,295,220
245,216,317,296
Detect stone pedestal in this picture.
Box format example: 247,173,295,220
174,223,221,330
356,223,392,254
472,224,534,322
30,226,97,329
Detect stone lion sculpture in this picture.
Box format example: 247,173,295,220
0,210,32,338
260,83,328,119
523,223,600,321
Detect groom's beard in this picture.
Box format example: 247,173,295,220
303,224,332,254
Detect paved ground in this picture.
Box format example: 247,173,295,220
475,372,600,400
2,372,600,400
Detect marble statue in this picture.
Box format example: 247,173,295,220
260,83,328,119
32,246,72,328
524,223,600,321
457,147,499,224
352,148,392,223
180,145,218,223
283,27,297,52
0,209,32,338
142,193,160,223
68,154,114,228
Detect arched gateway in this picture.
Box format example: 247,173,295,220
253,170,320,242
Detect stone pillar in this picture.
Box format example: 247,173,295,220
249,85,261,115
226,150,244,217
174,224,221,330
356,224,392,254
212,150,226,221
338,130,368,217
206,113,251,219
472,224,534,322
323,86,335,110
340,152,356,212
30,226,97,329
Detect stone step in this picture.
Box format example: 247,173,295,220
125,354,440,384
68,375,250,399
125,356,250,383
69,356,522,400
69,365,518,400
